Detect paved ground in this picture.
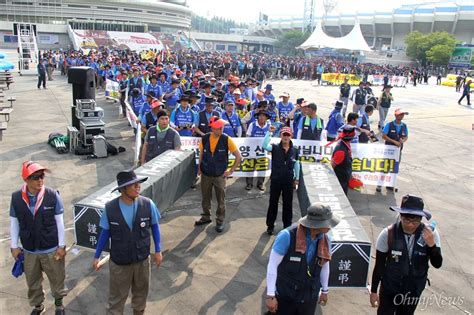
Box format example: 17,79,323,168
0,70,472,315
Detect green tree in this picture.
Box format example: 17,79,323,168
405,31,457,66
426,44,454,66
276,30,310,55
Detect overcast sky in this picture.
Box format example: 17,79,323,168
187,0,437,23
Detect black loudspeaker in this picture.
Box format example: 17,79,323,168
68,67,96,129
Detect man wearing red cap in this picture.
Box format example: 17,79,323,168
9,161,67,315
331,125,357,195
262,126,300,235
195,116,242,233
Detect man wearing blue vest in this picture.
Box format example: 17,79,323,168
157,72,170,93
370,195,442,314
221,100,243,137
246,110,271,191
195,116,242,233
163,79,181,112
146,75,163,101
288,98,308,137
377,108,409,192
93,170,162,315
263,84,275,102
195,97,221,137
265,203,340,314
128,68,144,101
325,101,345,141
357,105,375,143
130,88,146,117
276,92,294,126
140,110,181,165
170,94,197,137
297,103,324,141
10,161,67,315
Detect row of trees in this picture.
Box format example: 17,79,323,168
191,15,248,34
405,31,457,66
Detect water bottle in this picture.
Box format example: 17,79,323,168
417,220,438,247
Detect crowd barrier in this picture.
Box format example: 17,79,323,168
73,150,195,250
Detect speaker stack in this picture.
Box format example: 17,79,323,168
67,67,105,153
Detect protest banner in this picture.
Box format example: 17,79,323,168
105,79,120,100
321,73,361,85
180,136,400,187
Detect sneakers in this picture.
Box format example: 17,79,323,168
30,305,45,315
215,224,224,233
266,227,274,235
190,176,200,189
257,183,264,191
194,218,212,226
55,305,65,315
245,184,252,191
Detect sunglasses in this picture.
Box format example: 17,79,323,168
282,133,291,137
400,216,421,224
28,173,45,181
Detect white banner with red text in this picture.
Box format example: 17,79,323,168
180,137,400,187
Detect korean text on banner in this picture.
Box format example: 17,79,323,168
180,137,400,187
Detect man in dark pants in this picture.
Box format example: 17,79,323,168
93,170,163,315
195,116,242,233
37,59,47,89
262,126,300,235
331,125,356,195
10,161,67,315
265,203,341,314
370,195,442,315
458,79,472,106
339,77,351,117
377,108,408,192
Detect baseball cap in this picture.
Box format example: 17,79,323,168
22,161,48,180
208,116,228,129
151,99,163,109
394,108,409,116
280,126,293,136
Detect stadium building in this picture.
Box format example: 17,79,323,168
0,0,191,49
250,1,474,50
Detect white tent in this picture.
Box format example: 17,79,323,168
298,22,372,51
